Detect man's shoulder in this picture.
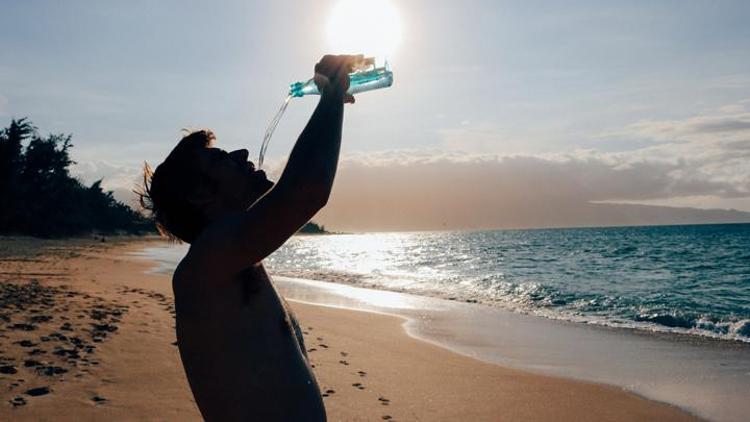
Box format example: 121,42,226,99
186,215,265,273
171,252,194,292
171,247,219,308
173,240,250,287
183,215,244,263
172,243,214,286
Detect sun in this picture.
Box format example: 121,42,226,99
326,0,402,59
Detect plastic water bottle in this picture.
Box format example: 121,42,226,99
258,58,394,169
289,57,394,98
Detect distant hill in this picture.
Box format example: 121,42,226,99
568,202,750,229
297,222,331,234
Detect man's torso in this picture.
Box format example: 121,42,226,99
173,260,325,421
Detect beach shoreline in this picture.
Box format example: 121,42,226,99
1,237,700,421
272,275,750,422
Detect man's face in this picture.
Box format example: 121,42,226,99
196,147,274,211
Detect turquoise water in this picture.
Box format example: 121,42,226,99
265,223,750,342
289,61,393,98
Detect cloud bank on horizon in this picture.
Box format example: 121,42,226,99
69,100,750,230
313,100,750,230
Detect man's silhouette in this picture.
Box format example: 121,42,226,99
140,55,359,421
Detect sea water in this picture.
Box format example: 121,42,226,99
134,223,750,343
264,223,750,342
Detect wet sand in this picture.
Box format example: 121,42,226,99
0,237,698,421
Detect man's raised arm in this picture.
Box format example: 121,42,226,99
194,55,358,272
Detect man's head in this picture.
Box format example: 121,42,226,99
139,130,274,243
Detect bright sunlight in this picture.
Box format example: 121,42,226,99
326,0,402,59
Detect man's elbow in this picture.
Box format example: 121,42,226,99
297,184,330,214
309,188,330,212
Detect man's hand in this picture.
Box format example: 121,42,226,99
314,54,362,104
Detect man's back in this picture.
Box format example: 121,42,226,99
173,258,325,421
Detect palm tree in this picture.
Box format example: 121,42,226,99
0,118,36,231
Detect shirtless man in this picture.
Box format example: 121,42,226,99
141,55,359,421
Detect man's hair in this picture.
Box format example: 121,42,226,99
137,129,216,243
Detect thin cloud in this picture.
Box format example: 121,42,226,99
695,119,750,133
71,160,142,206
314,103,750,230
614,102,750,142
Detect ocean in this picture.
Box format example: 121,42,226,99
139,223,750,343
263,223,750,343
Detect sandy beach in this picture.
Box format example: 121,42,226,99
0,237,698,421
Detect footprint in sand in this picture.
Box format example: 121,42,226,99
9,396,27,407
357,370,367,377
9,323,37,331
15,339,37,347
352,382,365,390
25,386,51,397
36,365,67,376
91,395,107,404
319,344,329,348
339,360,349,366
378,396,391,405
30,315,53,324
0,365,18,374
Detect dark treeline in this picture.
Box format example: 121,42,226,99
298,221,329,234
0,118,153,237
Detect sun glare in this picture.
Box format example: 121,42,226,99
326,0,402,59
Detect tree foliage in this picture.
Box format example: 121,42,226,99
298,221,329,234
0,118,153,237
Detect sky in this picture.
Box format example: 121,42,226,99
2,0,750,231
